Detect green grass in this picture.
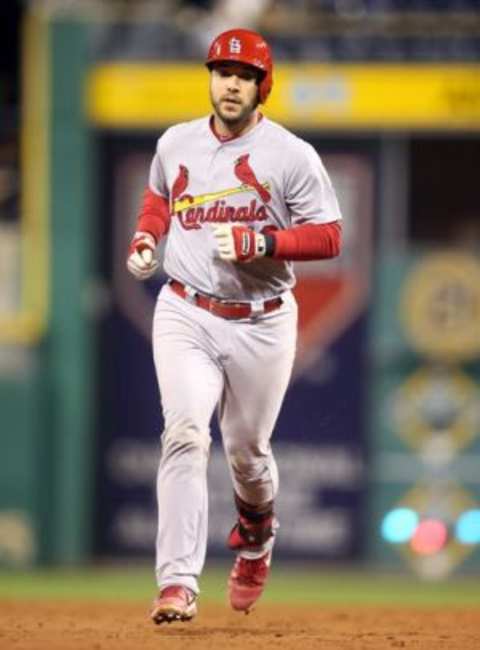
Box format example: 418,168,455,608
1,564,479,606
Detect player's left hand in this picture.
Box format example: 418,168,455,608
213,224,266,263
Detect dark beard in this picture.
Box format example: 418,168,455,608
214,101,253,126
210,91,259,128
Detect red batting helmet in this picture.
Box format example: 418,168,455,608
205,28,273,104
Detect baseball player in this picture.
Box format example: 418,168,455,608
126,28,342,624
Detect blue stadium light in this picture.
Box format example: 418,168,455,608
456,510,480,544
381,508,419,544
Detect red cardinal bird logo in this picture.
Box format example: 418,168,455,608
172,165,189,200
171,164,194,212
234,154,271,204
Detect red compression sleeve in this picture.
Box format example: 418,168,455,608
272,221,342,261
136,187,171,243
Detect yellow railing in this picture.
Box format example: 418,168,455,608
87,62,480,130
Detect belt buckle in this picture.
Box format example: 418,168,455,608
249,300,265,319
184,284,198,304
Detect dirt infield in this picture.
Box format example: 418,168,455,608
1,600,479,650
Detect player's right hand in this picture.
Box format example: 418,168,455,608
126,231,159,280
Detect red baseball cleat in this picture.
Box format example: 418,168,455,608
150,585,197,624
228,551,271,613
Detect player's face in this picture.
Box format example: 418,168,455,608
209,63,260,127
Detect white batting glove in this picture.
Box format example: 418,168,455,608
213,224,266,263
126,231,159,280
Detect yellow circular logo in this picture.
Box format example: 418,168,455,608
400,252,480,361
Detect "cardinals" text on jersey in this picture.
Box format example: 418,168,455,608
177,199,268,231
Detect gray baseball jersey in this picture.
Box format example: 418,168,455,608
148,115,342,300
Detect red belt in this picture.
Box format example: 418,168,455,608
168,279,283,320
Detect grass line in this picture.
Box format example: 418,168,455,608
1,566,479,606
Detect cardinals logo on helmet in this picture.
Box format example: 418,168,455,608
229,37,242,54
